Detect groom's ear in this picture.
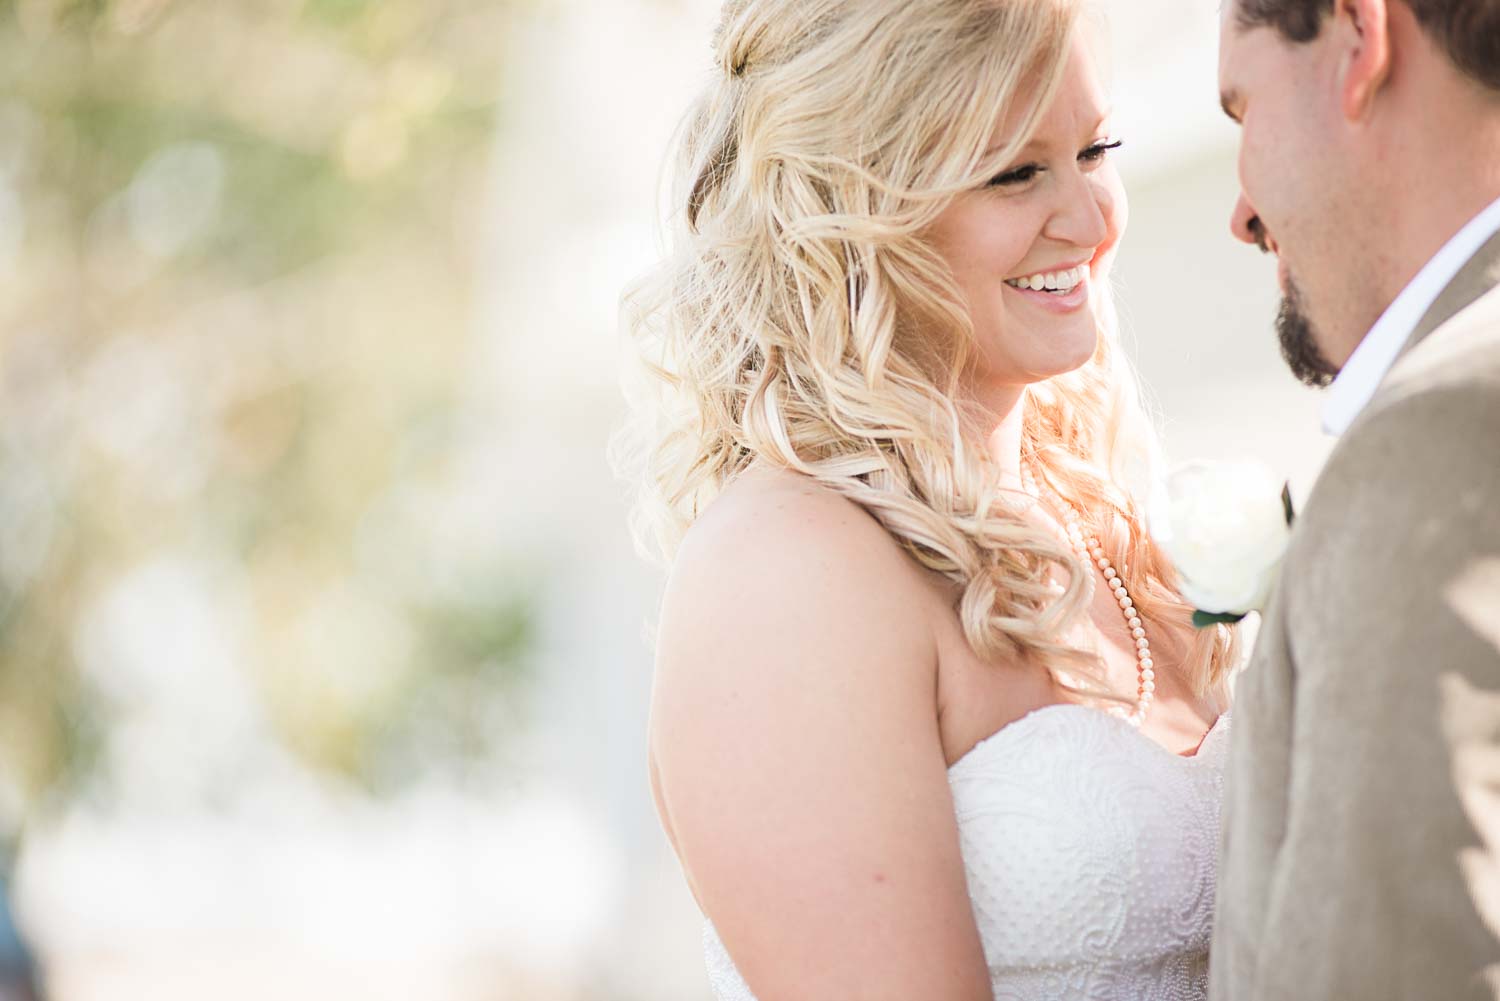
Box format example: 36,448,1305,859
1334,0,1393,122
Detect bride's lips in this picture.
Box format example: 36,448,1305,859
1003,269,1091,314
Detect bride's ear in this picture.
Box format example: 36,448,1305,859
1335,0,1392,123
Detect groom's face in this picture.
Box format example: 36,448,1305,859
1218,3,1353,386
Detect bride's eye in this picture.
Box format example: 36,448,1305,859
988,163,1041,187
1080,139,1124,164
988,139,1124,188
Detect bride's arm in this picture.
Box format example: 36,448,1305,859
649,481,993,1001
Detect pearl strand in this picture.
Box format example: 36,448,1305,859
1022,467,1154,727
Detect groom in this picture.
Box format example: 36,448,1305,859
1212,0,1500,999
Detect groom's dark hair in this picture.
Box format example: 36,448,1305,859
1234,0,1500,91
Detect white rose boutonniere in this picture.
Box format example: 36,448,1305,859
1152,459,1295,628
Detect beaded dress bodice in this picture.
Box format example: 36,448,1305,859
703,704,1230,1001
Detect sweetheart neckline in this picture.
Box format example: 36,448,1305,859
948,702,1230,773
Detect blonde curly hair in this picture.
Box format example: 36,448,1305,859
614,0,1237,701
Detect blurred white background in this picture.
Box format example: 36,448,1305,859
1,1,1334,999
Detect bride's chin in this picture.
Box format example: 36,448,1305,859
971,327,1099,384
1037,337,1100,378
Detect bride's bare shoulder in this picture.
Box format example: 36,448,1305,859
672,463,924,593
652,463,941,748
656,463,941,679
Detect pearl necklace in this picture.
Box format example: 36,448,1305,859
1021,467,1154,727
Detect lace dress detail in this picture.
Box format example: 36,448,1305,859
702,704,1230,1001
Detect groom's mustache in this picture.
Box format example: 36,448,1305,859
1247,215,1275,256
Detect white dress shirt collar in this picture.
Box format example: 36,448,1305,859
1321,195,1500,436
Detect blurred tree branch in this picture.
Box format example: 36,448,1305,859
0,0,541,831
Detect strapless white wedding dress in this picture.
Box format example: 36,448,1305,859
702,704,1230,1000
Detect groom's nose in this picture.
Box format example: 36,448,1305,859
1229,192,1275,254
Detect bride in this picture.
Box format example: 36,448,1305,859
615,0,1239,997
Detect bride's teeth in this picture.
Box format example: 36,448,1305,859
1008,266,1089,291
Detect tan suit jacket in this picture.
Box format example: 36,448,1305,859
1211,230,1500,1001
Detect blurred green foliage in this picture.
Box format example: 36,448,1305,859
0,0,540,830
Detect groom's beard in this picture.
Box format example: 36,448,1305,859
1276,274,1339,389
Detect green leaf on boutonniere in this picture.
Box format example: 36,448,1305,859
1281,482,1296,526
1193,610,1247,629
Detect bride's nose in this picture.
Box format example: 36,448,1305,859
1044,170,1112,252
